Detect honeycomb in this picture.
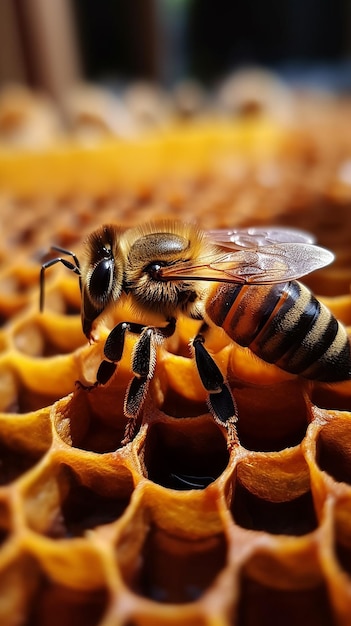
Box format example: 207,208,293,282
0,78,351,625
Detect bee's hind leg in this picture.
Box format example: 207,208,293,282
192,333,239,449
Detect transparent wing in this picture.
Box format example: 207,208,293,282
207,226,316,250
159,243,334,285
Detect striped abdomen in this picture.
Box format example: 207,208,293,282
205,280,351,382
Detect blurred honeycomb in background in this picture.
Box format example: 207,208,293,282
0,1,351,625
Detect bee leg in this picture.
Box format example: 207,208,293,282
76,358,119,392
122,327,156,445
84,321,145,389
122,318,177,445
96,360,118,384
192,334,239,448
104,321,145,362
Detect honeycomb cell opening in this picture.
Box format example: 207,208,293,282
44,276,83,316
0,301,29,327
26,576,109,626
316,415,351,485
160,386,208,419
0,312,9,329
51,465,132,539
141,416,229,490
13,314,84,357
17,383,65,414
231,479,318,536
233,380,311,452
39,273,81,317
53,277,82,317
0,439,47,487
11,220,43,249
0,414,52,485
237,571,335,626
0,553,43,625
311,382,351,413
13,319,49,357
0,366,20,412
54,390,129,454
24,463,133,539
0,266,37,298
122,523,228,604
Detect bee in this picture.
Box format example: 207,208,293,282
40,221,351,447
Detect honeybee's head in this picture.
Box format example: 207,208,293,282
122,221,211,318
80,224,125,337
80,221,213,336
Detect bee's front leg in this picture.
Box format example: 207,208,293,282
98,321,146,385
192,334,239,449
77,321,146,392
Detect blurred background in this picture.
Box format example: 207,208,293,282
0,0,351,98
0,0,351,286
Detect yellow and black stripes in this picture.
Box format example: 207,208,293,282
206,280,351,382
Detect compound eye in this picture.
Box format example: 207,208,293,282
89,257,115,304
